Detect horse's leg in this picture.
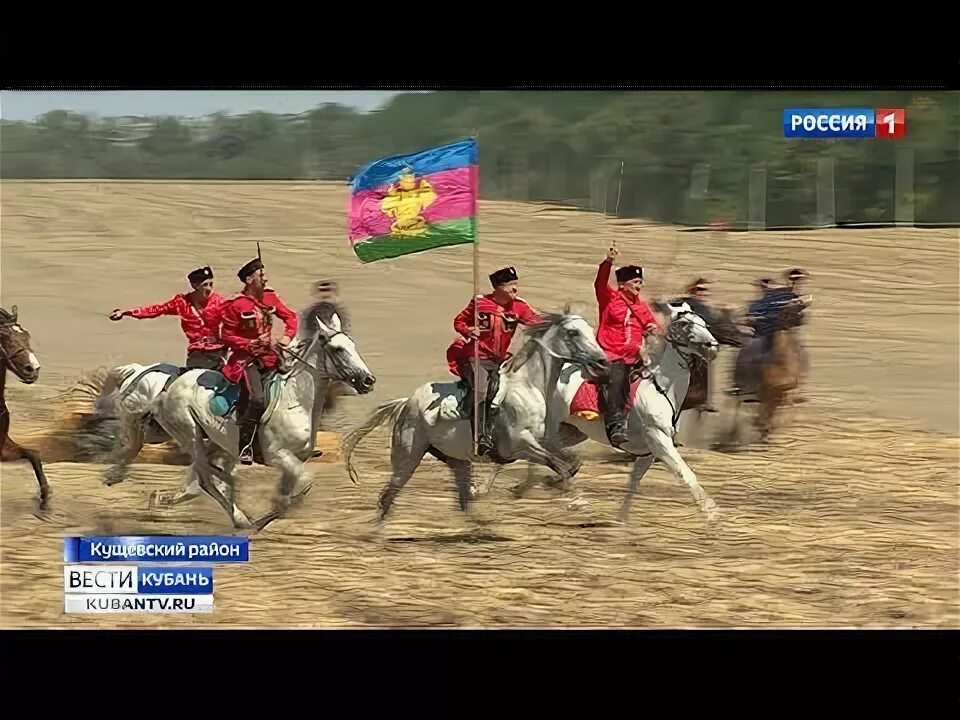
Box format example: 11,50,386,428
539,422,590,491
618,453,654,523
509,429,580,498
755,384,779,443
191,451,254,530
2,437,50,509
446,457,476,512
151,463,203,507
251,447,314,531
197,451,256,529
644,426,719,522
103,413,145,486
379,427,430,521
714,394,743,452
151,403,254,528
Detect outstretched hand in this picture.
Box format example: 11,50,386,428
109,309,126,321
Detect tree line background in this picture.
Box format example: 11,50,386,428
2,90,957,228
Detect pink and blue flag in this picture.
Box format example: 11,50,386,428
348,138,478,263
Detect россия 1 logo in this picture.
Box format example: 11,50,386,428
783,108,906,138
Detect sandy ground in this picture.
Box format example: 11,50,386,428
1,181,957,629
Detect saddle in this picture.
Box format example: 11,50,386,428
197,368,283,420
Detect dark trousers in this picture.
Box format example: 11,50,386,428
186,348,226,371
238,364,267,461
600,360,632,423
461,358,501,398
241,364,267,415
458,357,502,449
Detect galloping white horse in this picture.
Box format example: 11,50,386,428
147,303,375,529
84,299,360,489
342,304,611,520
466,299,722,522
556,300,722,522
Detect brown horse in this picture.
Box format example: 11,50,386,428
0,305,50,508
680,305,747,414
716,297,810,450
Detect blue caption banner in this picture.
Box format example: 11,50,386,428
64,536,249,563
137,566,214,594
783,107,875,138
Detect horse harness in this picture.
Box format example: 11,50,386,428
629,310,703,446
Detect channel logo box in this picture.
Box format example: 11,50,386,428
783,108,906,139
63,565,215,614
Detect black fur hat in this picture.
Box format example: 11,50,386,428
489,266,519,287
187,266,213,285
237,258,264,282
615,265,643,283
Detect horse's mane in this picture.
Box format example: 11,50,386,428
650,299,678,329
500,309,573,374
298,298,352,338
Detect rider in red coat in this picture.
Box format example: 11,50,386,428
594,247,663,447
219,256,298,464
446,265,542,456
110,265,227,370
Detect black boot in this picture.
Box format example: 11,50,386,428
604,411,629,448
238,414,259,465
477,400,498,457
458,383,474,419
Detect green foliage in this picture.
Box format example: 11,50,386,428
1,92,957,225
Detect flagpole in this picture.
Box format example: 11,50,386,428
471,132,480,458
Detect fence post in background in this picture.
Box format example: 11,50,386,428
511,153,529,203
748,163,767,231
816,156,836,228
589,159,609,213
895,147,915,227
689,162,710,226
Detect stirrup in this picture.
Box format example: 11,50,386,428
605,421,628,447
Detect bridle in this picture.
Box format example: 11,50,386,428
278,321,361,387
0,321,33,375
662,310,713,370
530,317,604,371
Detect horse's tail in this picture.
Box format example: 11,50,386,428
101,364,139,398
47,366,132,461
341,397,409,486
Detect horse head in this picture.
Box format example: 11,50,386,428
295,298,376,395
654,301,720,363
0,305,41,385
504,301,610,383
712,305,747,348
775,296,809,331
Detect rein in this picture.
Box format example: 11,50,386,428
0,328,31,371
646,311,711,433
278,328,325,378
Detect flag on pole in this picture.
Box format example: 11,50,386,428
348,138,479,263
